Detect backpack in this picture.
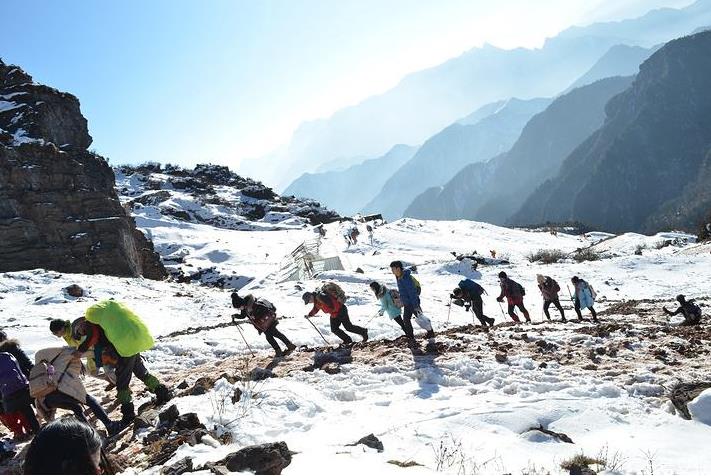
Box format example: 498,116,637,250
510,279,525,296
28,352,68,399
389,289,403,308
321,282,347,304
687,300,702,319
459,279,484,297
411,275,422,296
254,298,277,316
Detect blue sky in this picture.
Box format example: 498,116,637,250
0,0,692,168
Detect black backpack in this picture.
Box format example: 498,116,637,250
686,300,702,319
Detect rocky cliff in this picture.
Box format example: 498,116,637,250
0,59,166,279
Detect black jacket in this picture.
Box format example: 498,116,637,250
0,340,33,378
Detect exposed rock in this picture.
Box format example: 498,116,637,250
495,353,508,363
189,377,214,395
64,284,84,297
159,404,180,427
250,367,275,381
0,60,166,279
161,457,193,475
175,413,205,432
347,433,384,452
526,425,574,444
670,382,711,419
222,441,293,475
232,388,243,404
320,362,341,375
134,408,160,430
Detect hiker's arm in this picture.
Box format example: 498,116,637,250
76,325,94,352
665,306,682,316
307,303,319,317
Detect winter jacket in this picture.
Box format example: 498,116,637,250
575,280,595,309
538,277,560,301
240,295,277,333
397,269,420,308
377,286,402,319
308,292,343,319
59,320,82,348
459,279,485,302
666,301,702,325
0,340,33,378
72,317,109,353
498,278,524,300
33,348,87,404
0,352,29,400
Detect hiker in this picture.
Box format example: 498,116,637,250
0,352,40,440
0,331,33,378
663,294,702,326
303,284,368,344
451,279,495,327
370,281,434,339
366,224,374,245
390,261,434,341
231,293,296,357
570,276,598,321
350,226,360,245
81,300,173,425
24,418,110,475
31,347,120,435
49,319,99,378
496,271,531,323
537,275,566,322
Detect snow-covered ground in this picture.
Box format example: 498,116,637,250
2,217,711,474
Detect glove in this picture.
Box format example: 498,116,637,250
304,314,311,319
449,294,456,299
496,297,503,303
378,310,384,316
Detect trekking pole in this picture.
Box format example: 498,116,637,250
305,317,331,346
446,297,452,325
232,321,255,357
497,301,507,321
364,312,380,327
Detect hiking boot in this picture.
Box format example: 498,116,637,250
120,402,136,424
486,318,496,327
154,384,174,405
561,317,567,323
425,329,435,339
286,342,297,352
274,349,284,358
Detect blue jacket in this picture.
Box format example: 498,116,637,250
378,287,402,319
397,269,420,308
575,280,595,309
459,279,485,300
0,352,29,399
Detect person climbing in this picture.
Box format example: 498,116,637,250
0,352,39,440
0,331,33,378
370,281,434,339
663,294,702,326
24,418,111,475
82,300,173,426
366,224,374,245
570,276,598,322
537,274,566,322
303,284,368,344
31,347,121,435
390,261,434,342
231,293,296,357
350,226,360,245
496,271,531,323
451,279,495,327
49,319,112,383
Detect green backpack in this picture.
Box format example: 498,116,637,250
85,300,155,357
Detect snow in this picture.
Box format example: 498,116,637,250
2,216,711,474
688,389,711,426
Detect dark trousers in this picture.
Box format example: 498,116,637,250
264,322,294,353
401,306,417,339
330,306,367,343
116,353,155,404
43,391,113,429
508,303,530,322
543,299,565,320
574,298,598,320
469,295,492,325
3,388,39,434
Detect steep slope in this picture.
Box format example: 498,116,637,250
244,1,711,189
565,44,653,91
513,31,711,233
0,59,166,279
364,98,551,220
405,76,634,222
283,144,416,216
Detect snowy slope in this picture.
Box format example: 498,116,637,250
2,217,711,474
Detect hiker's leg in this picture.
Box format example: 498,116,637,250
43,391,87,423
330,315,352,343
507,303,520,322
18,404,39,434
574,298,583,319
518,303,531,321
85,394,114,429
413,311,433,331
263,326,282,354
393,316,407,335
553,299,566,320
589,306,598,320
339,307,368,339
401,306,416,338
543,300,552,320
271,326,294,348
471,296,488,325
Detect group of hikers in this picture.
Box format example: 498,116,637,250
1,260,705,473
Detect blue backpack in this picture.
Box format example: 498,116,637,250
459,279,485,297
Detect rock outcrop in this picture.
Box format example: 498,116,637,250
0,59,166,279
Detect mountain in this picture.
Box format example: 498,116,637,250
363,98,551,220
246,1,711,189
283,144,416,216
0,59,166,279
405,76,634,222
512,31,711,233
565,44,653,91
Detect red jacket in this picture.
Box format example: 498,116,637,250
308,293,342,319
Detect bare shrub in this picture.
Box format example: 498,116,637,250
526,249,567,264
573,248,602,262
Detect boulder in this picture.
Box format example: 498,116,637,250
348,433,384,452
161,457,193,475
223,441,293,475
